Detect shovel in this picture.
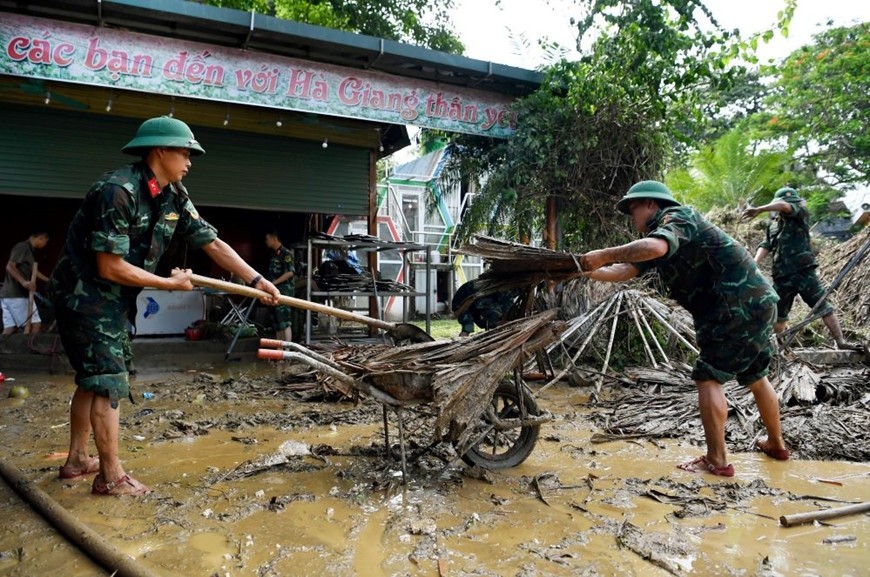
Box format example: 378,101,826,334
189,274,434,343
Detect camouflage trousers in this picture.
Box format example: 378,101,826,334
54,304,132,408
773,269,833,322
692,298,777,386
271,283,295,332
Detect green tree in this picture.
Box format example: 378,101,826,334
665,129,788,212
196,0,464,52
756,22,869,189
448,0,788,250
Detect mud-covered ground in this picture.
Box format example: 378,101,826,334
0,362,868,577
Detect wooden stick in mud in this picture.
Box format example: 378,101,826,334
0,457,161,577
779,501,870,527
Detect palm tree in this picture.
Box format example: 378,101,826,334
666,129,788,211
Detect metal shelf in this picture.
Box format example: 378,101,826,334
304,236,432,343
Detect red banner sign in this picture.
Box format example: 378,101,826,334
1,14,518,137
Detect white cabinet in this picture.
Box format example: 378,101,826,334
135,289,205,336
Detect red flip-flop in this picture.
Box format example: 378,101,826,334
58,456,100,479
91,474,152,496
677,455,734,477
756,439,790,461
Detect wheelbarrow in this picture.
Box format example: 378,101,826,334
257,315,560,483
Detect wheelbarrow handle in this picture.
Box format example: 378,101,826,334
189,273,397,331
257,349,286,360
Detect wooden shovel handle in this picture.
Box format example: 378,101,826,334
189,273,397,331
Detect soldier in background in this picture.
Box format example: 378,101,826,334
264,231,296,342
742,186,860,350
48,117,280,495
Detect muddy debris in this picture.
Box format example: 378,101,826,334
585,360,870,462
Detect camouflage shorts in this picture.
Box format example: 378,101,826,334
54,304,131,407
773,269,833,322
271,284,295,331
692,300,776,386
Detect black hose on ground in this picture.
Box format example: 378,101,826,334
0,457,161,577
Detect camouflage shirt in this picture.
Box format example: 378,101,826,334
634,206,777,322
267,245,295,291
48,161,218,315
758,199,817,279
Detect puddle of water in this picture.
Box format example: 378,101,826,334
0,370,867,576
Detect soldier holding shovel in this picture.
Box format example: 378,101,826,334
48,117,280,495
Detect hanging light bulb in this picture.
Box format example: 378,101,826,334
379,142,384,152
223,113,230,126
322,138,328,149
105,97,113,112
275,118,282,127
168,97,175,118
44,91,51,105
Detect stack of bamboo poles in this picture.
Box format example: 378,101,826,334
539,289,697,394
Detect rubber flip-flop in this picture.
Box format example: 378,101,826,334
677,455,734,478
58,456,100,479
755,439,790,461
91,474,152,496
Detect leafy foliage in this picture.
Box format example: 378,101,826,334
755,22,870,189
195,0,464,52
665,129,789,211
447,0,767,251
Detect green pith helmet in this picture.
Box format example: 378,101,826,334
121,116,206,157
616,180,681,214
773,187,801,201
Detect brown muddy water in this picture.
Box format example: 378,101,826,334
0,363,867,577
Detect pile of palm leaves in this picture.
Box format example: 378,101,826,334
817,226,870,328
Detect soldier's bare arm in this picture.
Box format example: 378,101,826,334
580,238,668,271
754,247,769,264
95,252,193,290
742,200,793,220
584,263,640,283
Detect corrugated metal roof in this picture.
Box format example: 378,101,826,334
390,148,447,182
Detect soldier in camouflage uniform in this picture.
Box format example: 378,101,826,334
581,181,789,477
742,187,856,350
264,231,296,342
48,117,280,496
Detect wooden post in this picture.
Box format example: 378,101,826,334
779,501,870,527
24,263,38,334
545,193,557,251
0,457,161,577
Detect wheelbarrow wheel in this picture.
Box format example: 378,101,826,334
460,380,540,470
